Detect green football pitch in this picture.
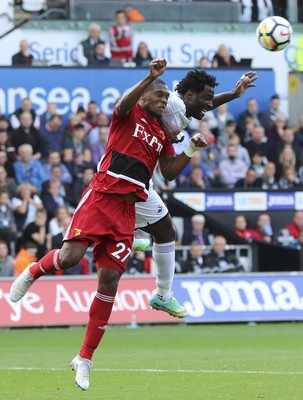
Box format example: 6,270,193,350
0,323,303,400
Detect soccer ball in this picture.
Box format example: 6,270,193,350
256,16,293,52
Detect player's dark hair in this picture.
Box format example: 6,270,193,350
175,69,218,96
145,78,167,92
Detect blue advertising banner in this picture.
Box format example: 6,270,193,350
173,191,303,212
0,67,274,121
172,273,303,323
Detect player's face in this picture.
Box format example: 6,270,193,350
184,85,214,120
141,84,169,118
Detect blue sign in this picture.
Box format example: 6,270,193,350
0,67,274,122
173,273,303,323
205,193,234,211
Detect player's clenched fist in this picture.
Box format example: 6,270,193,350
149,58,167,78
184,133,208,158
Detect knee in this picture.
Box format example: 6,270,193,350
59,247,82,269
154,223,176,243
97,268,121,294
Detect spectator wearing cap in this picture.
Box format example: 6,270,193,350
182,214,210,246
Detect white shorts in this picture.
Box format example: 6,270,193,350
135,189,168,229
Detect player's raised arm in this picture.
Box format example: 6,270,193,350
211,71,258,109
116,58,168,116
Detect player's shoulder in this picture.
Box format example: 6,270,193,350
166,91,186,113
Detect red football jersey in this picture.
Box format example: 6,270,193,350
90,103,175,200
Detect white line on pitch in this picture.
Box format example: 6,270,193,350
2,367,303,375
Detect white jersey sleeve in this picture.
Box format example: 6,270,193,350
162,91,191,130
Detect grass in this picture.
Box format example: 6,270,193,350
0,323,303,399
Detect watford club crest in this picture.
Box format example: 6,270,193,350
73,228,82,237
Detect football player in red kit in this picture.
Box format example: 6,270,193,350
10,58,208,391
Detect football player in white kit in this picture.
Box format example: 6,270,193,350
135,69,257,318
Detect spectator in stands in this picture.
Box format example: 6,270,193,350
276,145,297,179
179,241,204,274
240,117,256,144
48,206,70,237
221,133,251,167
250,151,266,178
278,166,301,189
251,213,274,243
197,56,210,69
87,41,110,67
0,189,17,250
235,166,262,189
237,98,261,140
11,182,43,232
39,114,65,159
266,115,286,148
75,107,92,133
244,125,273,163
0,240,14,277
42,179,72,220
124,4,145,22
43,150,73,186
178,151,207,187
14,242,38,277
12,39,34,66
218,144,248,188
196,120,222,185
10,98,40,130
12,112,42,158
217,119,237,150
211,44,239,68
0,165,16,197
0,150,15,178
21,208,48,259
294,115,303,148
40,102,57,127
76,23,103,67
108,10,134,61
285,211,303,239
259,94,287,132
85,101,99,129
14,144,47,192
63,123,92,179
64,113,82,135
91,126,108,166
67,166,94,208
133,42,153,67
276,128,302,168
88,113,110,146
234,214,260,241
182,214,210,246
215,103,234,137
203,235,244,273
259,161,278,190
180,165,209,189
0,129,15,163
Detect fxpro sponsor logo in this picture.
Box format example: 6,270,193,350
173,192,205,211
295,191,303,210
205,193,233,210
181,278,303,318
267,193,295,209
234,192,267,211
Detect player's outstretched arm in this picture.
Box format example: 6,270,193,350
211,71,258,109
158,133,208,181
116,58,167,116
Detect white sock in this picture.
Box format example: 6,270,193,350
153,241,175,301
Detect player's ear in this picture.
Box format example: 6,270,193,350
185,90,194,100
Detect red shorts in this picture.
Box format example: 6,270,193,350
64,188,135,273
